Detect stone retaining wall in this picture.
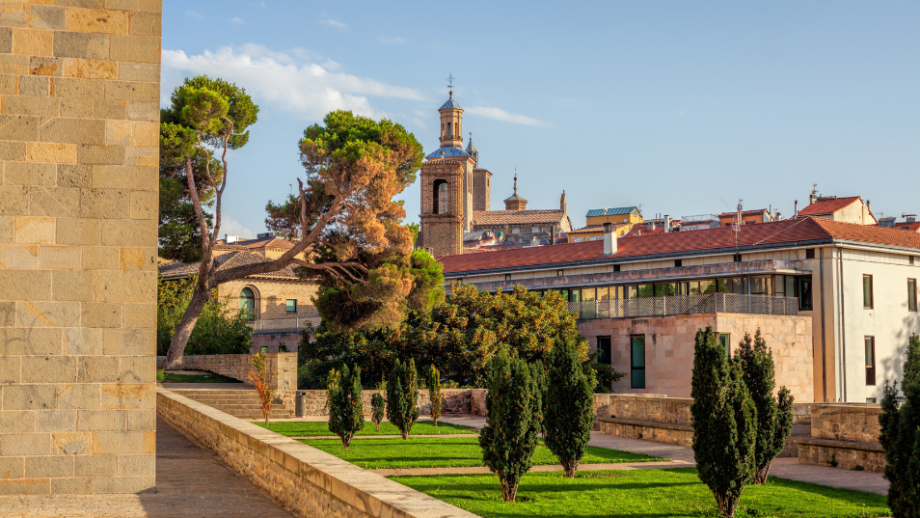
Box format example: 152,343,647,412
157,387,476,518
297,388,488,417
795,404,885,472
157,353,297,408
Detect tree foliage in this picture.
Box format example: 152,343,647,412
298,283,620,389
386,359,420,440
156,273,251,356
880,334,920,518
371,393,386,433
544,337,596,478
479,349,540,503
691,326,757,518
734,329,794,484
426,364,442,427
328,364,364,449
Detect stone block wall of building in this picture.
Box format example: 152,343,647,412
0,0,161,495
218,278,319,322
579,313,814,401
296,388,487,417
795,403,885,472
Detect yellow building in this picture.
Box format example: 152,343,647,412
569,206,643,242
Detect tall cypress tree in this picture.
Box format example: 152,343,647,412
735,329,794,484
386,359,419,440
692,326,757,518
544,337,595,478
327,364,364,449
531,361,547,438
479,349,539,502
880,334,920,517
426,364,442,427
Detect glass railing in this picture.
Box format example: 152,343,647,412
567,293,799,320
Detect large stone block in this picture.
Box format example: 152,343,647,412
117,454,154,476
55,217,99,245
0,115,39,141
0,357,21,384
77,356,119,383
117,62,158,82
122,303,155,328
103,328,154,356
81,302,122,328
7,96,60,117
55,383,101,410
104,79,157,102
52,31,109,59
100,383,155,409
16,301,81,327
77,409,123,430
0,411,36,432
0,327,60,355
0,186,31,216
75,455,115,477
108,35,159,63
23,356,77,383
52,270,94,301
12,28,53,57
51,77,104,98
25,456,74,478
38,246,82,269
64,328,104,355
64,8,130,35
41,118,106,145
4,385,56,410
36,410,78,432
0,479,50,495
0,458,24,479
99,219,155,246
5,162,55,186
79,188,129,219
129,190,156,220
51,431,92,455
51,477,91,495
83,247,119,270
61,57,117,79
118,357,153,383
14,216,55,244
30,188,81,218
78,145,124,165
92,475,154,494
92,430,154,454
28,6,67,31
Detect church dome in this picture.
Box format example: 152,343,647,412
439,94,462,110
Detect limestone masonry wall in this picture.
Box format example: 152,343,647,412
157,353,297,407
795,404,885,472
0,0,162,495
297,388,488,417
157,387,477,518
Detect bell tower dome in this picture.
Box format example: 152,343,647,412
438,91,464,148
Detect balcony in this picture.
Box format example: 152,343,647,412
568,293,800,320
248,316,321,335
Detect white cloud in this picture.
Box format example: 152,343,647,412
186,10,204,19
378,37,406,44
162,45,426,120
464,106,552,127
220,215,256,239
231,17,244,24
320,19,347,29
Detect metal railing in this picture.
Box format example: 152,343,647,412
567,293,799,320
248,317,321,335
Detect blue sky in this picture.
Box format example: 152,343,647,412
162,1,920,237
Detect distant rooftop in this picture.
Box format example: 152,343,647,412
425,146,470,159
586,206,640,217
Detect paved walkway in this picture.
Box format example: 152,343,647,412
438,415,890,495
0,418,295,518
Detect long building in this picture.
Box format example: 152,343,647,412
438,216,920,403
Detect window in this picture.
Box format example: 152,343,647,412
504,274,511,282
573,237,583,243
674,259,682,267
596,336,611,365
630,335,645,389
910,279,917,312
719,334,731,357
865,336,876,386
512,227,521,234
239,288,255,320
866,398,877,404
613,264,621,272
432,180,448,214
805,248,816,259
863,275,874,309
532,226,540,233
733,253,742,262
750,276,773,295
286,299,297,313
797,277,813,310
911,256,916,266
446,121,452,136
557,270,564,277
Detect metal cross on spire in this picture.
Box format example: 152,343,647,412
447,73,455,95
513,168,518,193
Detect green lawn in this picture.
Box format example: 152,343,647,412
159,371,242,383
298,437,665,469
257,420,478,437
393,468,890,518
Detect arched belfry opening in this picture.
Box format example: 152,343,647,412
433,179,448,214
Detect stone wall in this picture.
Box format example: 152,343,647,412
157,353,297,407
796,404,885,472
0,1,162,495
157,387,477,518
297,388,487,417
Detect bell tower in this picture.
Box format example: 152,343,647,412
439,77,464,148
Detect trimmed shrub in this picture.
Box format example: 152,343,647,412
427,365,442,427
692,326,757,518
544,337,595,478
479,349,540,502
327,364,364,449
735,329,795,484
371,392,386,432
386,359,420,440
880,334,920,517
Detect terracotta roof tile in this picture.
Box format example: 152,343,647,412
439,217,920,274
473,209,567,226
159,251,300,281
796,196,861,216
717,209,770,218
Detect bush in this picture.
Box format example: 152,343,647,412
328,364,364,449
544,337,596,478
247,352,276,427
880,334,920,518
156,369,166,382
426,365,442,427
371,393,386,432
479,349,540,502
691,326,757,518
386,359,420,440
734,329,794,484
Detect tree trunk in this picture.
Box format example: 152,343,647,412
714,491,739,518
264,414,270,428
500,478,518,502
402,430,409,440
375,422,379,432
754,461,772,484
433,417,438,427
165,285,211,368
564,461,577,478
342,435,351,450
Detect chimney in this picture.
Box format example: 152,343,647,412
664,215,671,233
809,192,817,205
550,227,556,245
907,214,917,224
560,190,567,214
794,200,798,217
648,221,654,232
603,222,617,255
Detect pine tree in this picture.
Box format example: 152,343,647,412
386,359,419,440
880,334,920,518
371,393,385,432
479,349,540,502
735,329,794,484
327,364,364,449
692,326,757,518
427,365,442,427
544,337,595,478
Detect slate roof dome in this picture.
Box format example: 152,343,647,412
439,94,462,110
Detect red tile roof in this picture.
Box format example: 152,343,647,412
876,222,920,233
439,217,920,274
568,223,631,235
473,209,567,226
717,209,770,218
796,196,861,216
215,237,296,251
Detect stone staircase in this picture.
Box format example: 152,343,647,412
169,388,292,420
